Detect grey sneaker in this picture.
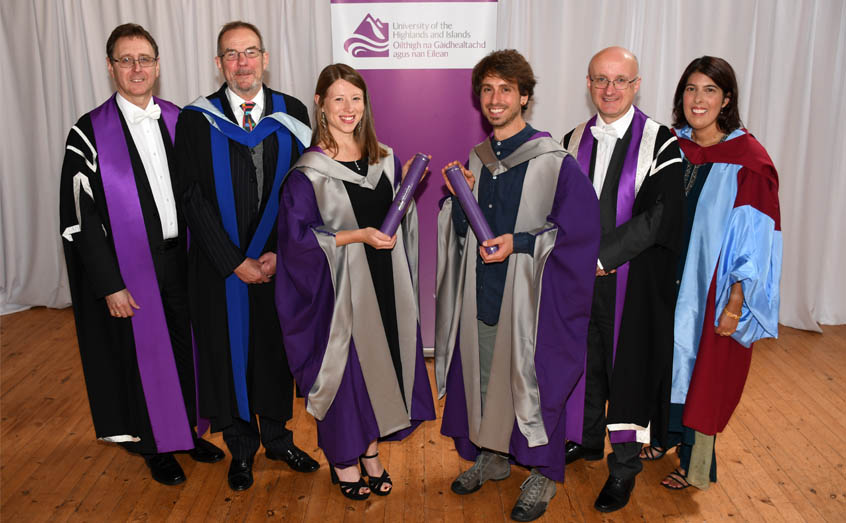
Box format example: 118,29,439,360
510,469,557,522
450,450,511,494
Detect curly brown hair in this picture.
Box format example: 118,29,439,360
471,49,536,112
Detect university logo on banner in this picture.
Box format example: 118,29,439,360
344,14,390,57
330,0,497,349
331,2,496,70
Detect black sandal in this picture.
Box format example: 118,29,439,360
330,465,371,500
359,453,392,496
661,468,691,490
639,446,667,461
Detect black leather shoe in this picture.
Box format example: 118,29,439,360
144,453,186,486
594,474,635,513
188,438,225,463
228,457,254,491
266,444,319,473
564,441,603,464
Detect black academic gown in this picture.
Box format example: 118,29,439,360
563,124,683,448
59,105,195,454
173,84,309,431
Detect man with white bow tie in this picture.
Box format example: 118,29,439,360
59,23,224,487
560,46,684,513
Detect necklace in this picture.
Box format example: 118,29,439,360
692,131,726,147
353,156,368,173
684,134,728,195
683,161,700,195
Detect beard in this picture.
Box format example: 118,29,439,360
484,104,521,129
229,69,261,96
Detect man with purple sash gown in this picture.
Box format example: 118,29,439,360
436,50,599,522
173,21,318,492
560,46,684,512
59,24,224,486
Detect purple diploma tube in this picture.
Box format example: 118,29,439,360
380,152,430,236
445,165,498,255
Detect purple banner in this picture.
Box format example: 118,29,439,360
333,0,497,346
365,69,487,346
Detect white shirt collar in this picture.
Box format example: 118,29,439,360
115,93,156,121
596,104,635,136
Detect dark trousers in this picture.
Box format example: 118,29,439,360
223,415,293,461
121,241,196,456
584,275,643,480
663,403,718,482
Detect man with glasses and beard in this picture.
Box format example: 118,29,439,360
174,20,317,492
59,23,224,487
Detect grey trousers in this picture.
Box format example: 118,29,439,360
478,320,498,413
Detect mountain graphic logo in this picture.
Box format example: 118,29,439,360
344,14,389,57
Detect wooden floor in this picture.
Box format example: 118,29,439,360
1,307,844,522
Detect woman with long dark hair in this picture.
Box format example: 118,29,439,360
641,56,781,490
274,63,435,500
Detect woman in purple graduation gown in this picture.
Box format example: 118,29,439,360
275,63,435,501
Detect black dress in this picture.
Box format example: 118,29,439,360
338,157,405,403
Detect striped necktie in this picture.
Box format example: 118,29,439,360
240,102,256,132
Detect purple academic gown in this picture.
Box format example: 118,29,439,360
438,142,599,482
275,155,435,467
60,95,196,452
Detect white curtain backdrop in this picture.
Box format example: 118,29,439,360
0,0,334,312
1,0,843,330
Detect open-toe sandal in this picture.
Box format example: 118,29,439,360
359,452,392,496
331,465,371,500
661,468,691,490
639,445,668,461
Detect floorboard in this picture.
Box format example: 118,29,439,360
2,307,844,521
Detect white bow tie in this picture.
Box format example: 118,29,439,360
130,104,161,124
590,125,619,142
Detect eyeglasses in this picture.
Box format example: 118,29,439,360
219,47,265,61
590,76,639,90
111,56,158,69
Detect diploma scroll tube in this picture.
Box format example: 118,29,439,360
445,165,498,255
380,152,430,236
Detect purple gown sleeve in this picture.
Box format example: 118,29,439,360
542,155,601,447
275,170,335,398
